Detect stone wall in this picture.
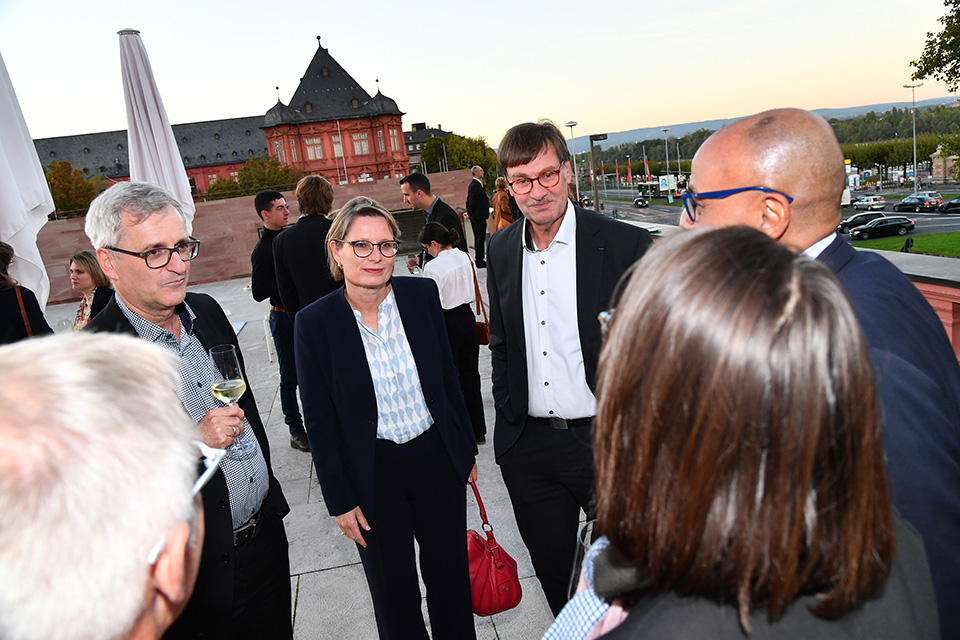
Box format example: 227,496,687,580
40,169,473,304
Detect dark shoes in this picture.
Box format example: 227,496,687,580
290,432,311,452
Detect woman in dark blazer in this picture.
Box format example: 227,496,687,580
0,241,52,344
295,196,478,640
67,250,112,330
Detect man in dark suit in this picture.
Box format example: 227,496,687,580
400,172,468,272
84,182,292,640
250,190,309,452
684,108,960,640
465,165,489,267
487,120,652,615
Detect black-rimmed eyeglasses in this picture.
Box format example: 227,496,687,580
106,238,201,269
681,187,794,223
507,164,564,195
339,240,400,258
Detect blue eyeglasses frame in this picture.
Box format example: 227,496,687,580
681,187,794,223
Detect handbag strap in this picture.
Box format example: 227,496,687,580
471,261,488,323
14,286,33,337
469,480,490,528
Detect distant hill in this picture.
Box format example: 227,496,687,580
568,96,958,151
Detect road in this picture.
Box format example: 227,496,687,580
585,189,960,237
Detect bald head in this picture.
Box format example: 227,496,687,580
688,109,846,251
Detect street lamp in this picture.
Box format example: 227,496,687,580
565,121,580,200
904,82,923,192
589,133,608,210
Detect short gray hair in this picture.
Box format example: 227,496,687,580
85,182,191,249
0,333,197,640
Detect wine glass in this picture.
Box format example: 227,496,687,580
210,344,253,454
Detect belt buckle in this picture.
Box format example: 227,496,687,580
547,417,569,430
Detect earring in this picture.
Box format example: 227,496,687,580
337,262,342,268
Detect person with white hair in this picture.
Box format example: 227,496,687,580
0,333,213,640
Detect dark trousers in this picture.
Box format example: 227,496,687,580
499,419,595,616
442,304,486,441
357,427,476,640
230,506,293,639
471,215,486,264
269,309,304,436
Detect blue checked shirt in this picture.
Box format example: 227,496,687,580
353,289,434,443
543,536,612,639
117,296,269,529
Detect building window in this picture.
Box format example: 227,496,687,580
305,102,313,113
214,133,220,140
351,97,359,109
49,151,55,158
305,137,323,160
390,129,400,152
83,147,89,154
273,140,285,163
117,144,123,150
216,153,221,160
289,140,297,163
407,144,414,152
245,130,251,136
378,130,385,153
229,171,239,180
183,157,189,164
232,151,238,158
208,174,218,184
249,149,254,156
200,155,206,162
182,137,188,143
333,135,343,158
353,132,369,155
321,67,329,77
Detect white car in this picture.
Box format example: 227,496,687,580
854,196,886,211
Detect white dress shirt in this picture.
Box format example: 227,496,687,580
422,248,475,309
521,200,596,420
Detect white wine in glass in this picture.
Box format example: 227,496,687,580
210,344,253,454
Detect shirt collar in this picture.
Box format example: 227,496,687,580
802,232,837,259
425,196,438,216
523,199,576,252
116,295,195,343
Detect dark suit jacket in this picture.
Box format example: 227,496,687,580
600,516,938,640
87,293,290,640
294,277,478,519
818,236,960,639
250,227,283,308
425,197,469,258
466,178,489,221
273,214,339,323
89,286,112,320
0,285,52,344
486,205,652,459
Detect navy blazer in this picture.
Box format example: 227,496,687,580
294,277,478,519
487,205,652,459
88,292,289,640
819,236,960,639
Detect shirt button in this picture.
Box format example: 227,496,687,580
540,290,545,295
549,410,554,415
221,553,231,563
541,320,546,325
544,381,549,386
542,351,547,356
540,260,545,265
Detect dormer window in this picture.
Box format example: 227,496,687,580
182,136,188,143
49,151,55,158
321,67,329,77
305,102,313,113
351,98,359,109
183,157,189,164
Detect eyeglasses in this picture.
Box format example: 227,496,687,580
339,240,400,258
146,442,224,565
681,187,794,223
507,164,565,195
106,238,201,269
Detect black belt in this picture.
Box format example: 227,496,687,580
233,509,261,547
528,415,593,430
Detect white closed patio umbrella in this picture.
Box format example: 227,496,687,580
119,29,195,228
0,51,54,308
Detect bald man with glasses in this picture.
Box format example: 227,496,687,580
487,120,651,616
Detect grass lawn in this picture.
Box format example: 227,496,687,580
852,232,960,257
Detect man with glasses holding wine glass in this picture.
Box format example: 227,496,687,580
85,181,292,640
486,120,651,615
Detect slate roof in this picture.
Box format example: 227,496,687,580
263,40,402,128
404,123,451,147
33,116,268,179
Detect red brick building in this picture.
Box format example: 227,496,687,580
261,38,408,185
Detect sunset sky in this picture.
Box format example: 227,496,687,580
1,0,952,147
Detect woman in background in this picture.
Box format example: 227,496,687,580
68,250,112,330
491,176,513,233
418,221,486,444
0,241,52,344
546,226,938,639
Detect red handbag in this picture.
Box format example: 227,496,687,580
466,481,522,616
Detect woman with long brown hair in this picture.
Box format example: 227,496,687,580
67,250,112,330
545,227,937,639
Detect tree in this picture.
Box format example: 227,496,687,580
44,161,101,218
205,155,304,200
911,0,960,91
420,135,498,190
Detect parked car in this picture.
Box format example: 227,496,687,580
849,216,915,240
853,195,886,211
838,211,885,234
894,195,939,213
848,194,869,208
939,196,960,213
633,196,649,208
